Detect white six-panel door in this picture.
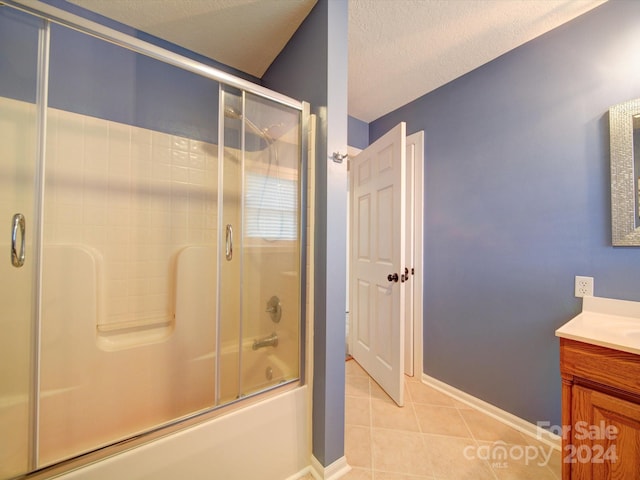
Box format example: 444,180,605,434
350,123,406,406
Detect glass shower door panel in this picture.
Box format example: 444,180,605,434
40,24,220,466
240,93,301,397
0,6,41,478
217,88,243,404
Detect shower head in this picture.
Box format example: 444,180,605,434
223,106,274,143
224,106,242,120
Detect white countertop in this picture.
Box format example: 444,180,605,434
556,296,640,355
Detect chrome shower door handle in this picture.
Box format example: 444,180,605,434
11,213,26,268
225,224,233,261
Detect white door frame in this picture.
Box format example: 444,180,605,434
406,131,424,379
346,130,424,379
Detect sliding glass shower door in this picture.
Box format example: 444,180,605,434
219,88,302,402
0,6,43,478
0,3,306,477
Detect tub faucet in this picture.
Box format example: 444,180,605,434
252,332,278,350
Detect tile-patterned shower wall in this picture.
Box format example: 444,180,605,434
0,96,37,479
44,107,218,329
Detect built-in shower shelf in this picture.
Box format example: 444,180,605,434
97,316,174,333
97,319,174,351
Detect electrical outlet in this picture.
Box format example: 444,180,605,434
575,276,594,297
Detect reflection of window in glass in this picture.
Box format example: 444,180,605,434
245,172,297,240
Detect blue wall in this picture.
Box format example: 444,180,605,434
4,0,265,144
370,0,640,426
0,4,222,144
40,0,259,83
0,7,41,103
348,115,369,150
49,24,219,144
264,0,349,467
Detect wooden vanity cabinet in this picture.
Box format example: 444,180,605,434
560,338,640,480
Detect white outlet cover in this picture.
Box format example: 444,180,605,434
575,276,594,297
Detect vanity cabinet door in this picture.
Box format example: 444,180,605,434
570,385,640,479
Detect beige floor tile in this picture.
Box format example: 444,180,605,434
404,379,414,403
413,404,472,437
405,373,423,383
407,382,456,407
346,375,370,398
346,395,371,426
449,397,475,410
546,448,562,479
516,434,562,478
458,409,527,444
491,454,559,480
340,466,373,479
470,439,560,480
411,380,474,409
369,378,393,402
422,434,496,480
343,363,558,480
371,398,420,432
345,424,372,469
367,377,413,405
375,472,435,480
372,428,433,476
346,359,368,377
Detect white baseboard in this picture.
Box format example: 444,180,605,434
308,455,351,480
285,467,313,480
421,373,561,451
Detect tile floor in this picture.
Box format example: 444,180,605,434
337,359,561,480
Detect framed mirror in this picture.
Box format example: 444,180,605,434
610,97,640,246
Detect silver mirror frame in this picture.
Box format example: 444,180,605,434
610,97,640,246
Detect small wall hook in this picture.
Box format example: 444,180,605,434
330,152,348,163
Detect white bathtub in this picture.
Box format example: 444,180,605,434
55,385,310,480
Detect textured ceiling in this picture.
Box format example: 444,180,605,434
348,0,607,122
68,0,607,123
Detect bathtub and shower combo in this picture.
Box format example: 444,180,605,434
0,2,311,479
